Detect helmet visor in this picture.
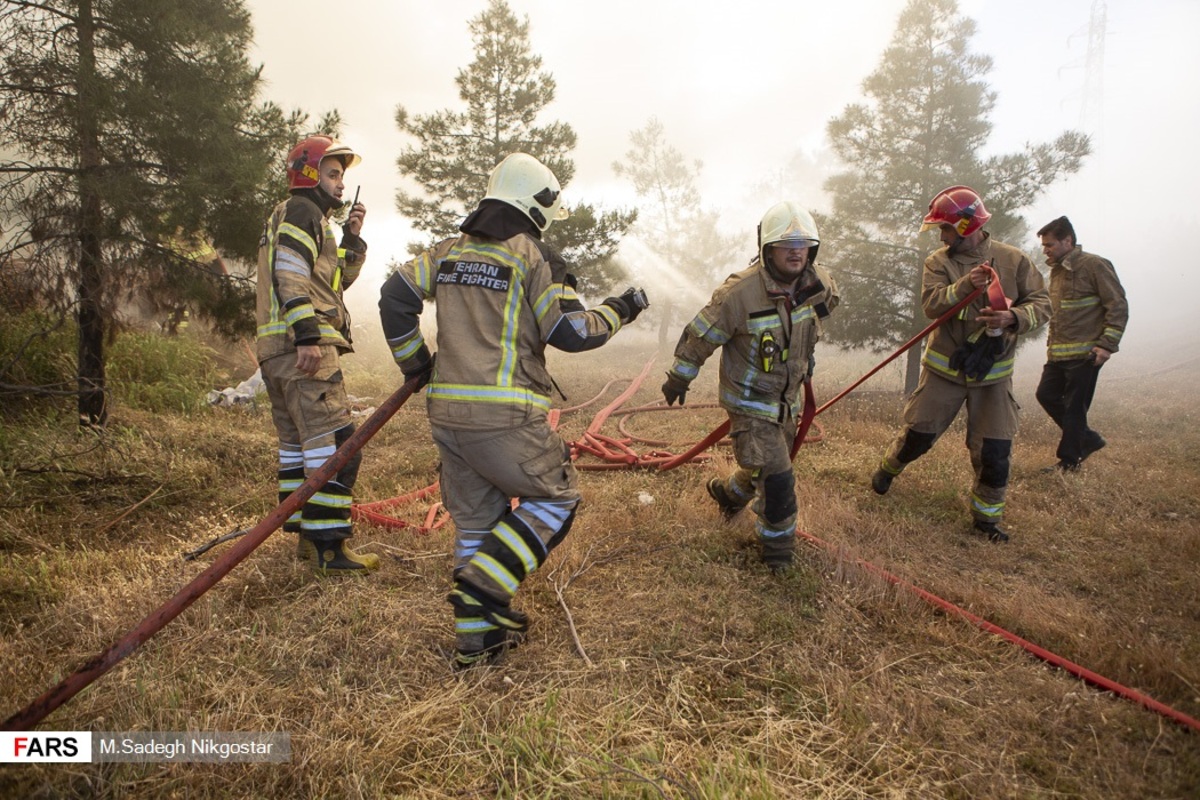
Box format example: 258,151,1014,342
769,239,815,251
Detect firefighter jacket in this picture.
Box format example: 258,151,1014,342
668,259,839,423
921,233,1050,386
1045,245,1128,361
379,201,625,431
255,190,366,363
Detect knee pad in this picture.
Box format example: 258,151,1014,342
896,430,937,463
763,470,797,525
979,437,1012,488
333,424,362,488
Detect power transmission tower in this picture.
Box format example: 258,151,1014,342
1060,0,1107,138
1078,0,1107,141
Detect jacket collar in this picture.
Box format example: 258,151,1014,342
460,199,540,241
291,187,337,217
1049,244,1084,271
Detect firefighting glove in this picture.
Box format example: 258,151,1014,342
603,287,649,324
402,346,436,390
661,373,689,406
949,335,1004,382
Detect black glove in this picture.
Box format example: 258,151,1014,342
603,287,648,324
661,373,689,406
402,346,436,390
949,335,1004,381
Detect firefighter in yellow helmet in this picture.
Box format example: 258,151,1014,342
256,134,378,574
662,201,839,571
870,186,1051,542
379,152,649,669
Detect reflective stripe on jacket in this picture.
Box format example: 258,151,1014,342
255,194,365,362
1046,245,1128,360
380,231,621,430
921,233,1050,386
669,260,839,423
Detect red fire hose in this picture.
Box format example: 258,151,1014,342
657,283,988,471
797,528,1200,734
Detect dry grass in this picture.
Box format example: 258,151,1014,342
1,336,1198,798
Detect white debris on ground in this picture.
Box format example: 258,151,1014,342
206,369,264,407
637,491,655,505
207,368,374,417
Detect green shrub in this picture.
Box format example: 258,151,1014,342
108,331,216,414
0,309,76,390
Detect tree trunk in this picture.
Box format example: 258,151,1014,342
76,0,106,427
904,346,922,395
904,251,926,396
657,298,675,355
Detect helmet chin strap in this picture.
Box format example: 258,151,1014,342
311,184,342,215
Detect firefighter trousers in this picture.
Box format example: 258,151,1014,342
261,348,360,543
879,370,1019,524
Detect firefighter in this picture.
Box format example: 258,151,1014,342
1034,216,1128,471
379,152,648,669
256,134,378,574
662,201,839,572
870,186,1051,543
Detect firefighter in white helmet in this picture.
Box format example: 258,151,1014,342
663,201,839,571
869,186,1051,542
256,134,378,574
380,152,649,669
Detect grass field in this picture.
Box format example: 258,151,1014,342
1,332,1198,798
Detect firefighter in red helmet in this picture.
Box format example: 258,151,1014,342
256,135,377,574
870,186,1051,543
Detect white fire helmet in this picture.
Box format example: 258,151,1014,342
484,153,570,232
758,201,820,264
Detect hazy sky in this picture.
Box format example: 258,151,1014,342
244,0,1200,364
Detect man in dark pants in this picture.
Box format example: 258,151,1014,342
1034,216,1128,472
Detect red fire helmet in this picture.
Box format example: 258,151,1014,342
921,185,990,237
286,135,361,191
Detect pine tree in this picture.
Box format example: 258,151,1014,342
394,0,634,291
0,0,293,425
822,0,1089,392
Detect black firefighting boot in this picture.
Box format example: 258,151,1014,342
871,468,895,495
707,478,748,522
449,583,527,670
971,520,1010,543
309,538,380,575
450,618,523,671
292,527,316,561
760,534,796,573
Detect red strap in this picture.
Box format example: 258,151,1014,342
984,263,1010,310
790,379,817,459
